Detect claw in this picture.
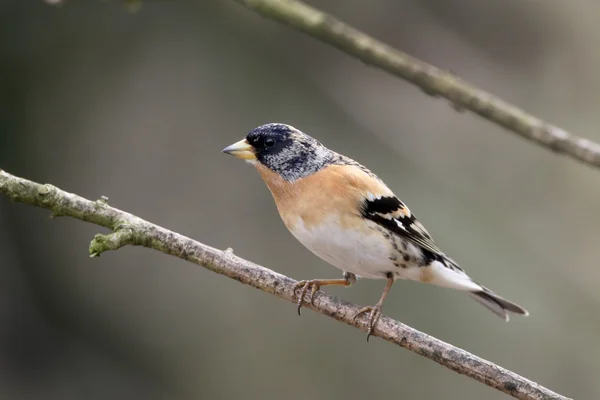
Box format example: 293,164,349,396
293,280,321,315
353,305,382,342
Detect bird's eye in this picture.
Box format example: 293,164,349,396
264,138,276,148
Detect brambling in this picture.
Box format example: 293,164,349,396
223,123,528,339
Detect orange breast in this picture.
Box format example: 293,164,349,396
254,163,393,231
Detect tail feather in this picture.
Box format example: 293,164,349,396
468,286,529,322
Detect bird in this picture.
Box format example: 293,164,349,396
222,123,528,339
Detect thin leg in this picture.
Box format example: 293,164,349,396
353,273,395,341
294,272,356,315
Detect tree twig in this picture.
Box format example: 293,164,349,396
0,169,571,400
233,0,600,170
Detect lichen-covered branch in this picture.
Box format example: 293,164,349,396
0,168,571,400
233,0,600,170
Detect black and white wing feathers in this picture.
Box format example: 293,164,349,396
360,194,449,263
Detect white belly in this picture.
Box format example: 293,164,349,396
288,216,394,279
287,215,481,291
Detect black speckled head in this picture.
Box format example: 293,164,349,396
244,123,333,181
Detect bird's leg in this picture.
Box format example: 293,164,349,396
353,273,395,341
293,272,356,315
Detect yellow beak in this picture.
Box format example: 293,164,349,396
222,139,256,160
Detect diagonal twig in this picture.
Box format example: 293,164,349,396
0,169,571,400
233,0,600,170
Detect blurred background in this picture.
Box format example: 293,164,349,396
0,0,597,399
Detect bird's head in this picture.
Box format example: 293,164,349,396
222,123,333,181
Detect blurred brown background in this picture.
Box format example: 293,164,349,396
0,0,597,399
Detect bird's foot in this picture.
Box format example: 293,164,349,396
353,304,382,342
292,280,321,315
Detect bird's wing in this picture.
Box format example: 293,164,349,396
360,193,446,258
330,160,458,268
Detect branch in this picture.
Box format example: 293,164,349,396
0,169,571,400
233,0,600,170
